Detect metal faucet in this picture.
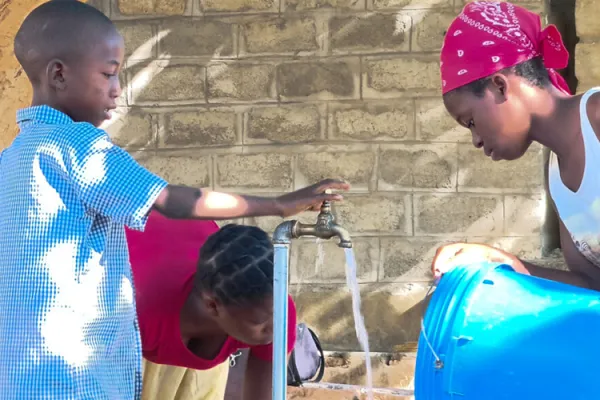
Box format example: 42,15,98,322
272,200,352,248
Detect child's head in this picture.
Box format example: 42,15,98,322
14,0,123,127
440,1,570,161
193,224,275,346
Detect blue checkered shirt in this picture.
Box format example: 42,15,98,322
0,106,168,399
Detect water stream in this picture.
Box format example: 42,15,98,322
344,248,374,400
315,238,325,277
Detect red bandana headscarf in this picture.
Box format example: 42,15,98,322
440,1,570,95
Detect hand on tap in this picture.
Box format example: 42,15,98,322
274,179,350,218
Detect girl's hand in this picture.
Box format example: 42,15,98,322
431,242,522,282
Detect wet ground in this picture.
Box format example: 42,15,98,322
224,350,415,400
288,387,413,400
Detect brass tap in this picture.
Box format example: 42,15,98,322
294,200,352,248
273,199,352,248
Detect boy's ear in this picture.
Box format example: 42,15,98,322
47,59,67,91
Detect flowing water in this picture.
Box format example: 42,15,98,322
315,238,325,276
344,248,374,400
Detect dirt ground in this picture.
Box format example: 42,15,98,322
288,387,413,400
224,350,415,400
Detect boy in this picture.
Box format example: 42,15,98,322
0,1,348,399
126,214,296,400
431,1,600,291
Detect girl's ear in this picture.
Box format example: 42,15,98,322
489,73,509,98
201,292,219,318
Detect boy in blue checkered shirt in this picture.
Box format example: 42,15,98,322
0,1,349,399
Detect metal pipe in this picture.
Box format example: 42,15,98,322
271,201,353,400
272,243,291,400
272,221,295,400
272,220,296,246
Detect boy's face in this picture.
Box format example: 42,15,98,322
443,74,533,162
51,29,124,127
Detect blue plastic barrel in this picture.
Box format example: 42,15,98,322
415,262,600,399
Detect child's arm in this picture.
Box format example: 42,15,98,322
243,296,297,400
520,219,600,290
64,125,349,228
432,233,600,291
242,353,274,400
152,180,348,221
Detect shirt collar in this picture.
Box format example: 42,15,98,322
16,105,74,127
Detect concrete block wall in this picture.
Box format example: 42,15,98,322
91,0,551,351
91,0,552,351
575,0,600,92
0,0,43,149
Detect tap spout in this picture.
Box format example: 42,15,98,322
328,223,352,248
294,221,352,248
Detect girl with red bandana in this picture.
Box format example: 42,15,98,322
432,1,600,291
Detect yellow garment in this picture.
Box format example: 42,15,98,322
142,359,229,400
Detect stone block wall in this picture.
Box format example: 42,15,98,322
0,0,43,149
575,0,600,92
93,0,551,351
0,0,564,352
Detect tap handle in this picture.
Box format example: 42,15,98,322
320,189,333,213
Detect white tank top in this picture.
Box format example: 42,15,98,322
549,87,600,268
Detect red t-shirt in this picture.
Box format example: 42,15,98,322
126,211,297,370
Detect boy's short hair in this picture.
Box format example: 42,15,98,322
14,0,117,82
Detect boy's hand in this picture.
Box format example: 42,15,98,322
274,179,350,218
431,242,517,282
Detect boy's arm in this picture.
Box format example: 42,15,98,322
152,180,349,220
66,126,348,227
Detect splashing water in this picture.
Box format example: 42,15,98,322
344,248,373,400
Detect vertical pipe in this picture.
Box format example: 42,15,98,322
272,244,290,400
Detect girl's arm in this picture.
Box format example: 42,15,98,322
432,221,600,291
521,219,600,291
242,354,274,400
241,296,297,399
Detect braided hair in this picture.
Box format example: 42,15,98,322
194,224,274,306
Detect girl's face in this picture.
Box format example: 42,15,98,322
443,74,533,161
215,297,274,346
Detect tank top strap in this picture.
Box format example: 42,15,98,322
548,87,600,200
579,87,600,158
548,88,600,271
